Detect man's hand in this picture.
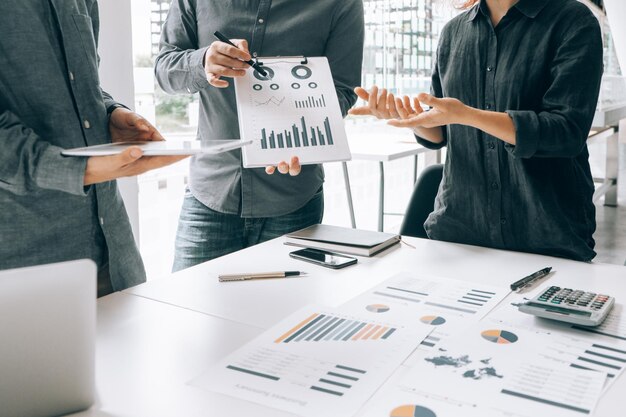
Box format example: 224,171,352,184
265,156,301,176
109,107,164,143
204,39,251,88
84,147,188,186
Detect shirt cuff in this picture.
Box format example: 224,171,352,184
505,110,540,159
191,47,211,91
36,145,89,196
414,127,447,150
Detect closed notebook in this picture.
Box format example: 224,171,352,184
284,224,401,256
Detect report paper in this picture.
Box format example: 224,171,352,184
396,323,607,417
340,272,510,354
235,57,351,167
189,305,431,417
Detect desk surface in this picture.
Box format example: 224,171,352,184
81,237,624,417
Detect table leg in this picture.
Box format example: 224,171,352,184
342,162,357,228
604,128,619,207
413,155,418,184
378,161,385,232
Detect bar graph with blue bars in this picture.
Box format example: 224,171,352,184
260,116,334,150
274,312,397,344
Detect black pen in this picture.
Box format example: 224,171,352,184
510,267,552,291
218,271,305,282
213,31,268,77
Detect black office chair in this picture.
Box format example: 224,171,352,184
399,164,444,239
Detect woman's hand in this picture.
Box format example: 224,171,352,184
109,107,164,143
388,93,468,129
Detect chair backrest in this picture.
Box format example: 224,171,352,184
400,164,444,238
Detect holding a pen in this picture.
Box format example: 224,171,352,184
203,31,301,176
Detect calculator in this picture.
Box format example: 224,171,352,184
518,286,615,326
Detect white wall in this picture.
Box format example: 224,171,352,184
605,0,626,71
97,0,141,245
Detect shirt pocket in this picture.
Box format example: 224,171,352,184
72,14,99,72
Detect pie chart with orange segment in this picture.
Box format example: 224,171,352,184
390,405,437,417
481,329,518,344
420,315,446,326
366,304,390,313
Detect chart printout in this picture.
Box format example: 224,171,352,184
394,323,607,417
189,305,431,417
340,272,511,355
235,57,351,167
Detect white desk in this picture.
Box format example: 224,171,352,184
76,237,624,416
343,125,434,231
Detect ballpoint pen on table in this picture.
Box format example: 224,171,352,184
219,271,306,282
213,31,268,77
510,267,553,291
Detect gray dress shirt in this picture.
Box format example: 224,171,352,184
418,0,602,262
0,0,146,290
155,0,364,217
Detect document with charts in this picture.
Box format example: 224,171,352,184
378,323,608,417
189,305,431,417
340,272,511,354
234,56,351,167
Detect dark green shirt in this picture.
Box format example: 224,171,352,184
419,0,603,261
0,0,146,289
155,0,364,217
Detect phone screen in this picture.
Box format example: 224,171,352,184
289,248,357,269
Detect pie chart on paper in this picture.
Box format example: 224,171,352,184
420,315,446,326
390,404,437,417
366,304,390,313
480,329,519,344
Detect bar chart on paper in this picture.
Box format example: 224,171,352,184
235,57,351,167
190,305,431,417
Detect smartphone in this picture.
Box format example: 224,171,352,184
289,248,357,269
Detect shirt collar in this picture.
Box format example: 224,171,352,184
466,0,549,22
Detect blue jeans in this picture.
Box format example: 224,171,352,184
172,188,324,272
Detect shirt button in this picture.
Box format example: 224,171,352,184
488,142,495,149
487,66,494,72
100,217,104,226
491,182,499,190
83,120,91,129
486,104,492,110
69,71,75,81
500,218,507,225
258,18,264,24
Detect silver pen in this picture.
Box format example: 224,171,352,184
218,271,305,282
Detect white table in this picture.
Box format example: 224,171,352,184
73,237,625,417
343,133,433,231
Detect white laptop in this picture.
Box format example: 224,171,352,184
0,260,96,417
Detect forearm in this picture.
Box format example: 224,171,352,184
461,107,516,145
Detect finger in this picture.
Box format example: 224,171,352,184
377,88,388,114
265,165,276,175
388,118,419,128
413,97,424,114
417,93,441,108
388,93,400,119
277,161,289,174
232,39,250,55
348,106,373,116
211,53,250,70
395,97,410,119
117,146,144,167
354,87,370,101
213,41,251,62
289,156,301,176
207,74,230,88
368,85,379,113
403,96,415,114
206,64,247,78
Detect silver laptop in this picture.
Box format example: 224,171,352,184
0,260,96,417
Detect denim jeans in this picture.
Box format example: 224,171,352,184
172,188,324,272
